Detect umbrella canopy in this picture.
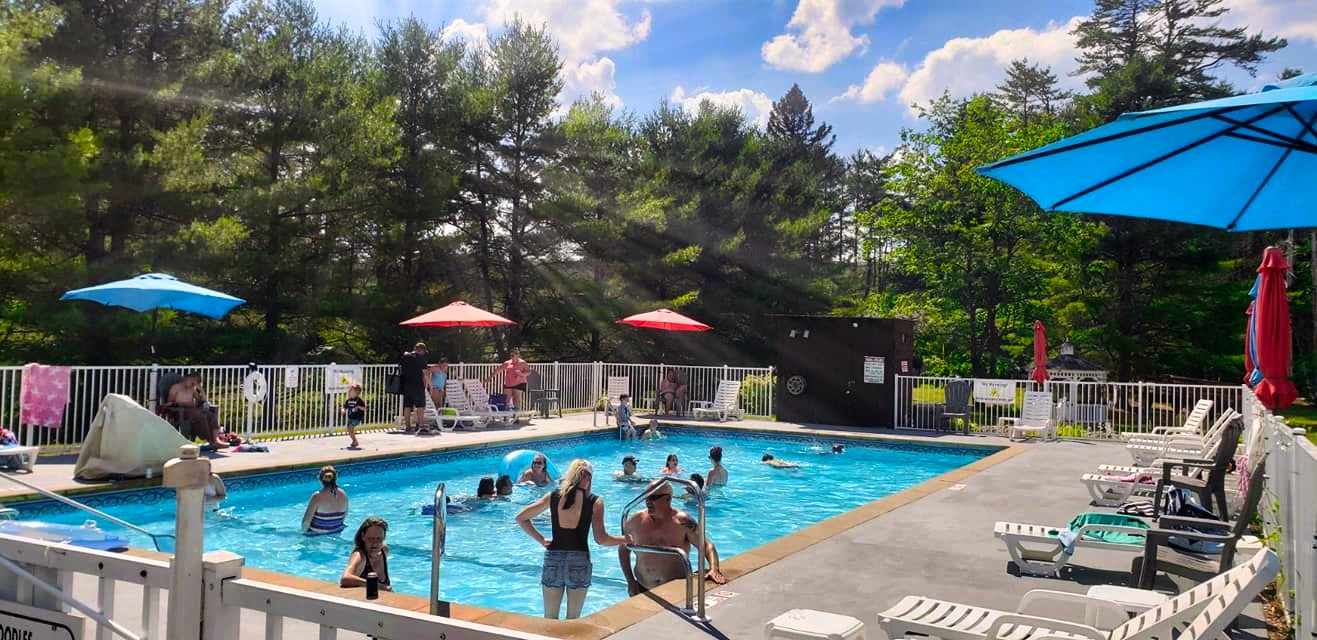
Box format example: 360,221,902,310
977,73,1317,231
617,308,712,332
1030,320,1049,386
400,301,516,327
1251,246,1297,409
60,273,245,319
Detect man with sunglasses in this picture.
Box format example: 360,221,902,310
619,480,726,595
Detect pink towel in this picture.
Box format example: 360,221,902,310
19,363,72,428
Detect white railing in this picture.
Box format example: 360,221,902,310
1248,394,1317,640
893,375,1245,439
0,361,775,452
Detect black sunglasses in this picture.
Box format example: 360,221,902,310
645,493,671,502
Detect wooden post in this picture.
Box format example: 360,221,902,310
164,444,209,640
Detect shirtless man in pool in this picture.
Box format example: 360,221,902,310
619,480,725,594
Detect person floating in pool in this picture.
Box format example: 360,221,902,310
761,454,799,469
518,453,555,486
340,516,392,593
641,419,663,440
706,446,727,486
614,455,647,483
496,474,514,496
620,480,726,595
831,444,845,454
515,459,629,620
302,465,349,535
661,453,682,476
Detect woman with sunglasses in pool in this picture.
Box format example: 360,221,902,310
518,453,555,486
515,459,629,619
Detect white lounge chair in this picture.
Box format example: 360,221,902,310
461,379,521,425
1006,391,1056,442
1085,410,1240,506
1123,399,1213,444
423,390,455,432
690,380,744,422
878,547,1278,640
994,514,1151,577
442,379,495,429
603,376,630,425
1125,409,1235,466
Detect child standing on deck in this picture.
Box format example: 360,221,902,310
341,383,366,449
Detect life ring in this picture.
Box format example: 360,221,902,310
499,449,559,480
243,371,269,403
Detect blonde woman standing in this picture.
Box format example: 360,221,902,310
515,459,629,619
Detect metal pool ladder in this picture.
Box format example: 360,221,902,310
429,481,448,616
619,476,708,622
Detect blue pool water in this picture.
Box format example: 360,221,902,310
14,429,992,617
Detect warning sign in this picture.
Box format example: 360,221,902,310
863,356,886,384
326,365,364,394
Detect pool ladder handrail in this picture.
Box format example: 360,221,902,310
429,481,447,616
619,476,707,622
0,470,174,552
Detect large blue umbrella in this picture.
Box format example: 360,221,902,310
977,73,1317,231
60,273,245,319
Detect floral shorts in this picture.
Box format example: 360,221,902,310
541,550,592,589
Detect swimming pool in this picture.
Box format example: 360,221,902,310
13,428,993,617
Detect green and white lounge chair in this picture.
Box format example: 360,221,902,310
994,512,1152,577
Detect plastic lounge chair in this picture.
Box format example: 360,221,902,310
423,390,454,432
1082,414,1241,508
690,380,744,422
1123,399,1213,444
603,376,630,425
442,379,489,430
878,546,1279,640
1007,391,1056,442
1124,408,1237,465
461,379,522,425
939,380,972,435
1129,453,1268,589
0,444,38,473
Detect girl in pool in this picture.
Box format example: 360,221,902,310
515,459,629,619
496,474,514,496
340,516,392,592
301,465,349,535
518,454,555,486
661,454,682,476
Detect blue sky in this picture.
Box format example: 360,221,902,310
311,0,1316,156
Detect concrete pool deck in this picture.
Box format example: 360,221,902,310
0,414,1268,639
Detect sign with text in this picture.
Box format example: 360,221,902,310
284,366,300,389
0,601,84,640
325,365,363,394
973,379,1017,405
863,356,886,384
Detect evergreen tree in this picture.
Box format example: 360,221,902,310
995,59,1069,125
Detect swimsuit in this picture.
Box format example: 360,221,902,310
305,489,346,535
357,550,391,587
542,489,596,589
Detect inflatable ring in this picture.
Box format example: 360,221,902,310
500,449,559,481
243,371,269,403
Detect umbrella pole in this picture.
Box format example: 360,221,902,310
150,308,158,356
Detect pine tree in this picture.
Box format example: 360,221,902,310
995,59,1069,125
766,83,834,150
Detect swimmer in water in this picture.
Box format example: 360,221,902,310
761,454,799,469
614,455,648,483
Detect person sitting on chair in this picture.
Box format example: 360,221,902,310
656,369,687,416
167,372,226,448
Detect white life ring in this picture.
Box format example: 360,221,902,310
243,371,269,403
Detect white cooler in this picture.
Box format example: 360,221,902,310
764,609,866,640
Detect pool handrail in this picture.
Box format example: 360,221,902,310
0,471,175,552
0,549,145,640
429,481,447,616
619,476,707,622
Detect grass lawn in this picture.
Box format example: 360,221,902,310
1275,402,1317,445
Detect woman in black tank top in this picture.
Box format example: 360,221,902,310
515,459,629,619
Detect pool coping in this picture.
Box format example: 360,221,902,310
17,420,1029,639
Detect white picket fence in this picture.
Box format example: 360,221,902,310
0,361,774,451
893,375,1246,439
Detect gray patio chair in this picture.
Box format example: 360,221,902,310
940,380,972,435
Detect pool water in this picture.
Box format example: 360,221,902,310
15,429,992,617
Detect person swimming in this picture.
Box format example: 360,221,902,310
496,474,514,496
831,444,845,454
761,454,799,469
614,455,648,483
661,453,682,476
301,465,349,534
518,453,555,486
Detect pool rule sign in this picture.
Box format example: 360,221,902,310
0,601,83,640
863,356,886,384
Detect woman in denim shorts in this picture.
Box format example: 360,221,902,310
515,459,629,619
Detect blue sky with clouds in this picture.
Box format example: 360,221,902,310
310,0,1315,156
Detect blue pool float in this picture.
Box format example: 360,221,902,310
499,449,559,481
0,520,129,552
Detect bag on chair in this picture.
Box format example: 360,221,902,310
489,393,508,411
384,371,403,395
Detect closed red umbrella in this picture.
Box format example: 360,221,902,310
1251,247,1297,409
401,301,516,327
1030,320,1049,386
617,308,712,332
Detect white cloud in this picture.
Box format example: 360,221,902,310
561,57,624,110
761,0,905,72
831,61,909,103
440,18,488,49
1222,0,1317,43
670,85,774,128
895,17,1086,115
483,0,651,64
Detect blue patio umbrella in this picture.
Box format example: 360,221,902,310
60,273,245,319
977,74,1317,231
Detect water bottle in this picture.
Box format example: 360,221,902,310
365,572,379,600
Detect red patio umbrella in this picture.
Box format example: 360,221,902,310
1029,320,1049,386
401,301,516,327
1251,247,1297,409
617,308,712,332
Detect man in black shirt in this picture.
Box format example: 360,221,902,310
398,342,429,432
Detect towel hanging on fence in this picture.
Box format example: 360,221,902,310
20,363,72,428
